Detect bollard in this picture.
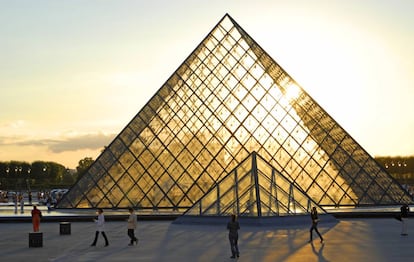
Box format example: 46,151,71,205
60,222,71,235
29,232,43,247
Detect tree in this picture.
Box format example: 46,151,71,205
76,157,94,180
31,161,49,186
61,169,76,185
1,160,79,190
46,162,66,185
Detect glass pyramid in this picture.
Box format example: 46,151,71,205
183,151,326,217
58,14,412,210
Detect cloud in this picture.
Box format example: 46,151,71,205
0,132,116,153
47,133,115,153
0,120,26,129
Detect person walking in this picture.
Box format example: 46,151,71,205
127,207,138,246
227,214,240,259
13,193,18,214
400,203,409,236
19,193,24,214
309,207,324,243
31,205,42,232
28,191,32,205
90,208,109,247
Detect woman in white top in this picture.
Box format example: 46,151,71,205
127,207,138,246
90,208,109,247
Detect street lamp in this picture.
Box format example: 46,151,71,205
26,168,31,191
15,166,22,191
43,166,47,188
5,167,10,192
39,166,47,201
386,160,409,189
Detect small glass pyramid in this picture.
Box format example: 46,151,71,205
184,151,325,217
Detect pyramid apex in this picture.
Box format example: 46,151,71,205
219,13,234,24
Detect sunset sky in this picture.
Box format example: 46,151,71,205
1,0,413,168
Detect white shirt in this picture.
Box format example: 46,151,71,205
95,213,105,232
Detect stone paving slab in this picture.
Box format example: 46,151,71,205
0,218,413,261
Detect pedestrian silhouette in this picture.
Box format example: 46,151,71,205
127,207,138,246
309,207,324,243
400,204,409,236
227,214,240,259
31,205,42,232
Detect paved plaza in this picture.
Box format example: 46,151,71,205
0,217,413,262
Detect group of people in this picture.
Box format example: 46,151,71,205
29,205,324,258
30,206,139,246
29,204,409,258
6,190,63,214
13,193,25,214
91,203,409,257
90,208,138,247
226,207,324,259
226,204,410,258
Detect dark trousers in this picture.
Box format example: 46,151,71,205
229,235,239,256
128,229,137,244
310,224,323,241
92,231,109,245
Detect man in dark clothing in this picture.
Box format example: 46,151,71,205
309,207,324,243
400,204,409,236
227,214,240,259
